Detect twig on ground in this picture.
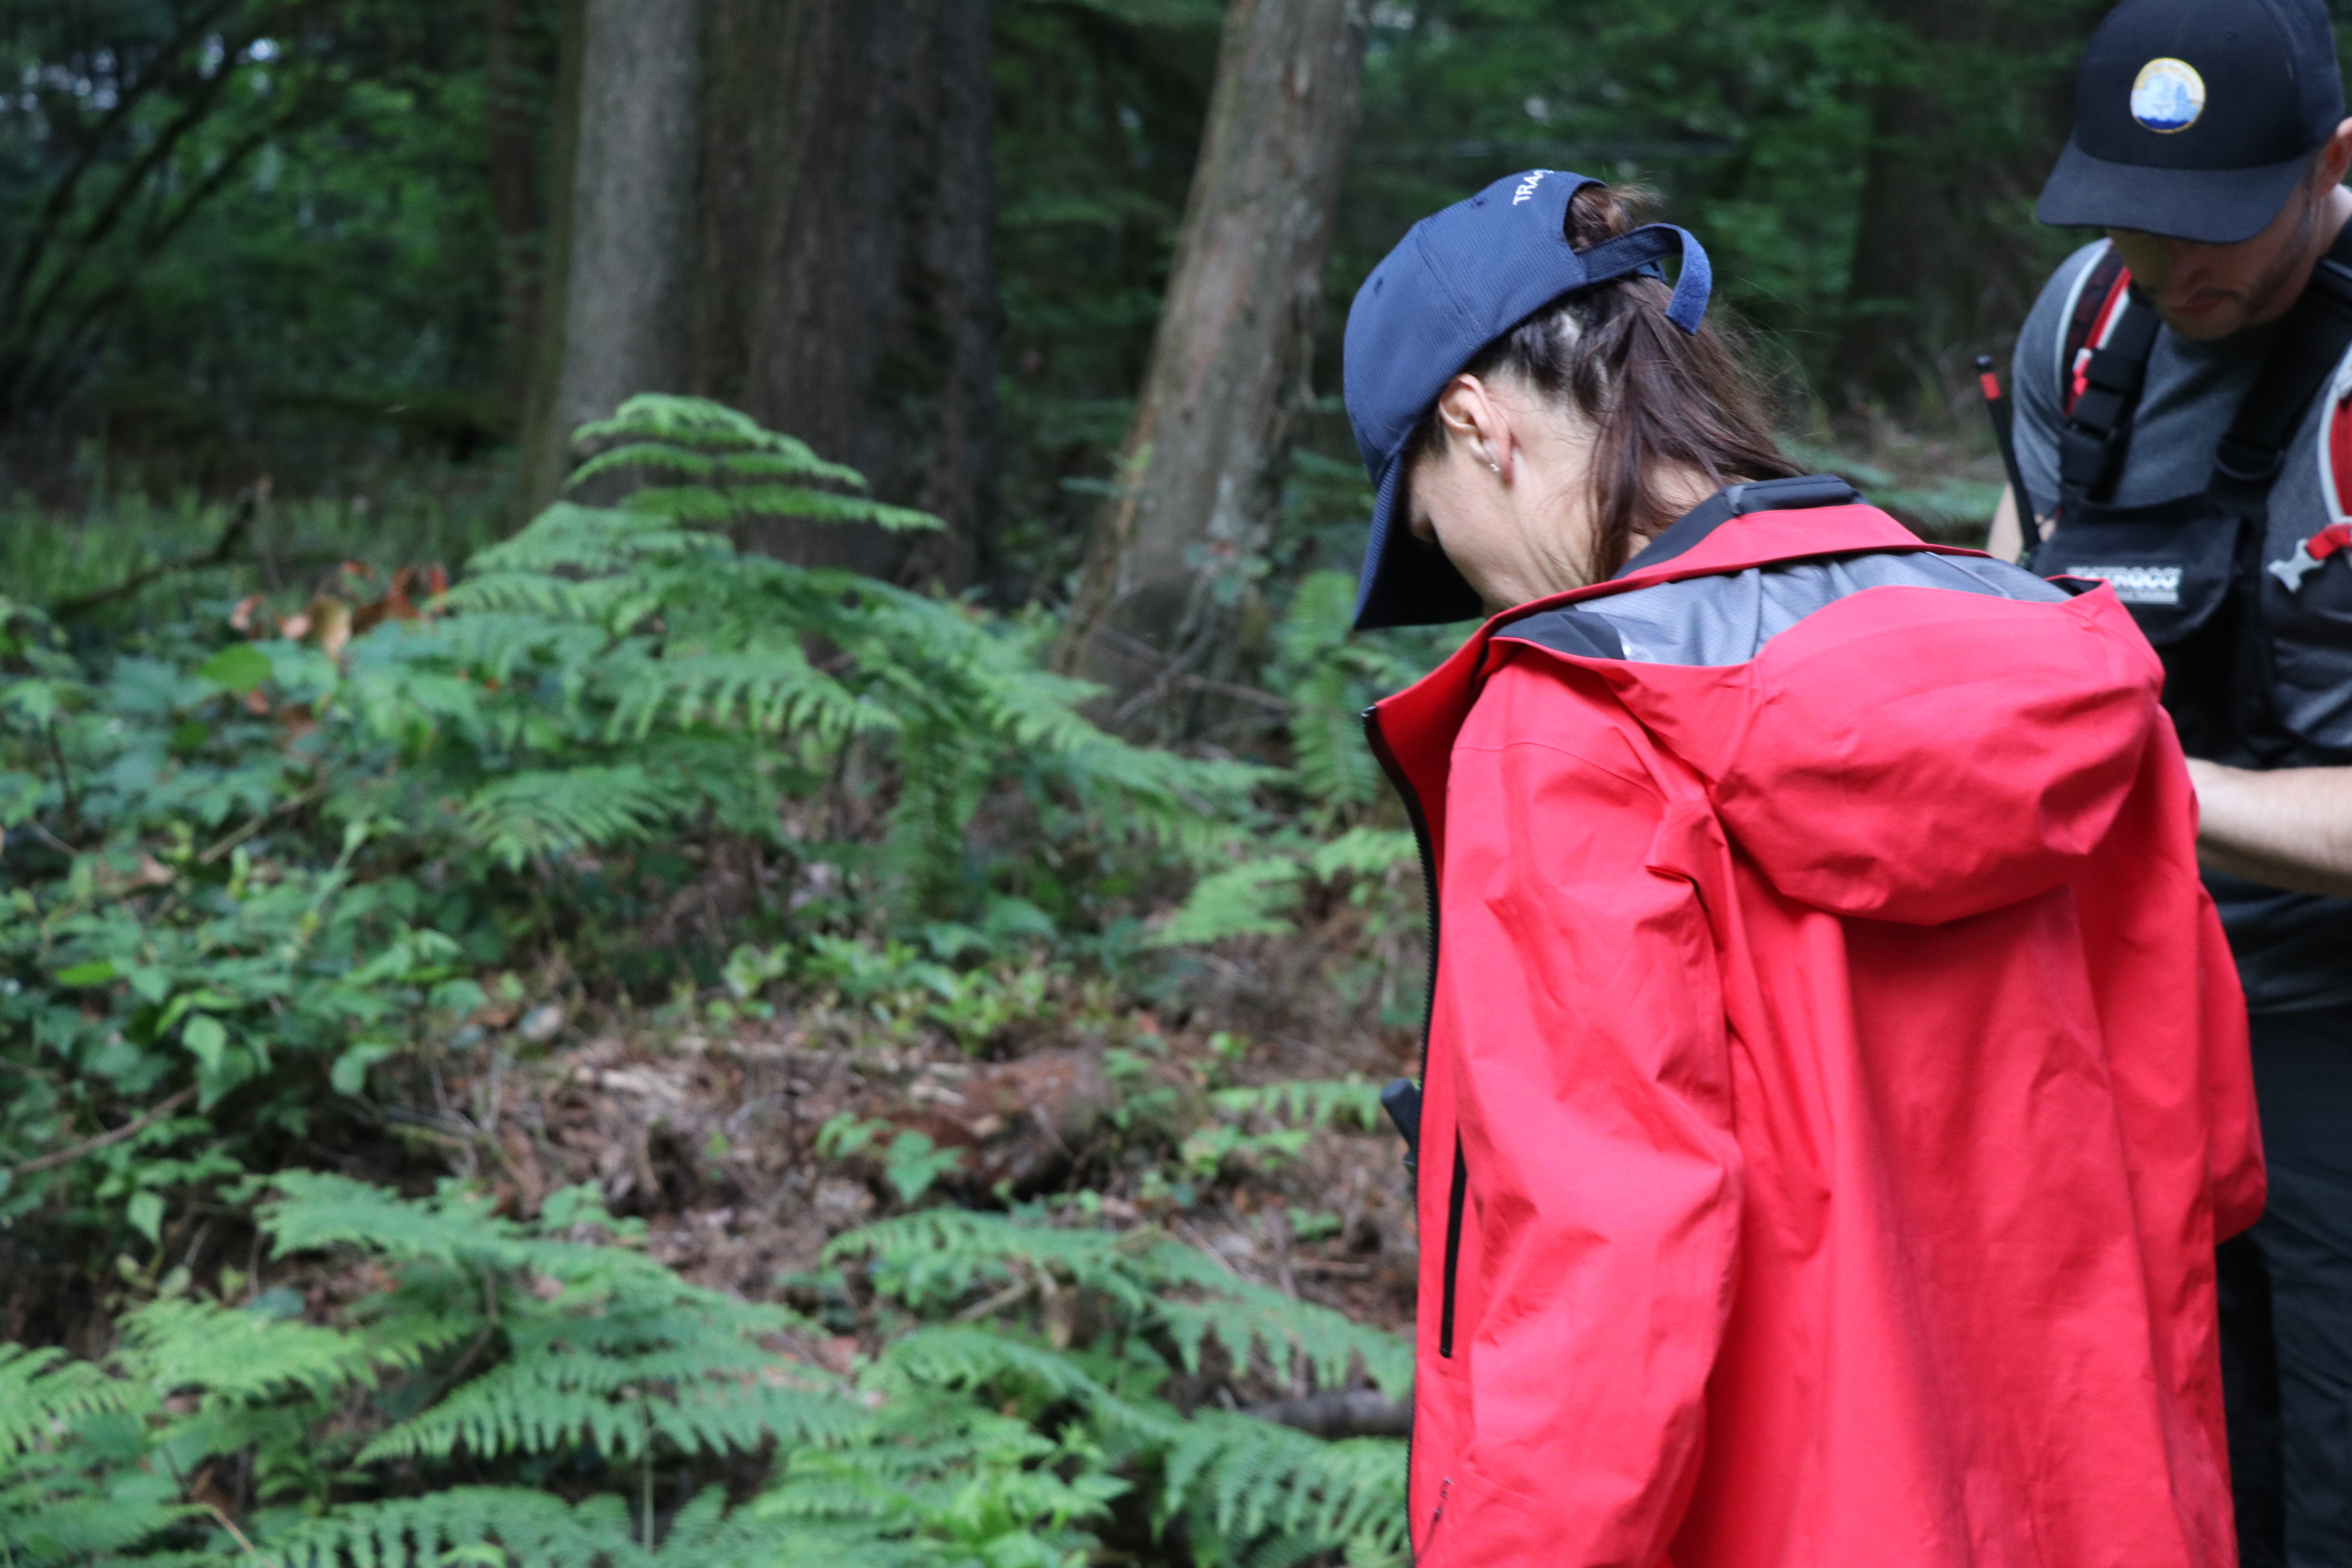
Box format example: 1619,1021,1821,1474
50,507,252,620
14,1086,198,1175
198,776,332,865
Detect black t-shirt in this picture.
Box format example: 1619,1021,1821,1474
2012,240,2352,1015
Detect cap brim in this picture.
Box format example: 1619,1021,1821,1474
1352,458,1484,632
2037,140,2314,243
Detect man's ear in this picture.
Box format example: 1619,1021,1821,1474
2321,117,2352,190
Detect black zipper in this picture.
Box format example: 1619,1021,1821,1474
1439,1134,1465,1358
1364,703,1464,1362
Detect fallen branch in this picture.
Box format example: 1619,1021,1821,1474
1242,1387,1411,1439
50,507,251,619
198,775,332,865
14,1086,198,1175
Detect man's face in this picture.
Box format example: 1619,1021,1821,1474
2107,165,2327,341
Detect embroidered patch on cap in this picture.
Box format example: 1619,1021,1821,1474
2132,57,2206,133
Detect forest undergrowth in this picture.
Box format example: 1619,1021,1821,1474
0,400,1450,1567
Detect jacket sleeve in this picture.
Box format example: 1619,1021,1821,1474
1429,720,1741,1566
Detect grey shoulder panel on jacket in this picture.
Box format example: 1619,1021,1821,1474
1500,550,2069,669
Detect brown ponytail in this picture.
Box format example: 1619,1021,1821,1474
1412,182,1800,577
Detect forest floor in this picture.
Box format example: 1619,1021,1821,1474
319,896,1429,1406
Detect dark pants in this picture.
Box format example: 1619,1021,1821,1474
2221,1002,2352,1568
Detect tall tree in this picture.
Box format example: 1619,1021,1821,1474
690,0,997,585
1061,0,1369,724
517,0,702,513
521,0,997,584
484,0,550,416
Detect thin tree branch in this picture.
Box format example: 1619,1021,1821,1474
48,506,251,619
12,25,264,339
0,0,243,328
14,1086,199,1175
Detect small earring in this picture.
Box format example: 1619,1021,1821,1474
1487,457,1501,473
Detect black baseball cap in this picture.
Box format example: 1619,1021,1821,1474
1343,169,1711,631
2038,0,2346,244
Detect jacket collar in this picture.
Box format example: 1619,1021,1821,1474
1364,491,1988,870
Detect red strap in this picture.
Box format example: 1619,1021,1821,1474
2329,389,2352,528
2066,260,2136,414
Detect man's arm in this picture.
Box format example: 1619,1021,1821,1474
1987,485,2027,563
2186,757,2352,895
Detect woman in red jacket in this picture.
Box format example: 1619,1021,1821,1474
1349,172,2263,1567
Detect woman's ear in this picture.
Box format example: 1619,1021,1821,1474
1435,374,1514,479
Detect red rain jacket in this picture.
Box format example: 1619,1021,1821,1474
1367,495,2263,1567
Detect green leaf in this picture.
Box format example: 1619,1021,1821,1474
884,1132,963,1205
182,1015,228,1074
330,1043,397,1097
54,959,117,986
196,643,273,695
128,1191,164,1245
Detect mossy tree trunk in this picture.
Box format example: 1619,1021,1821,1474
1061,0,1368,730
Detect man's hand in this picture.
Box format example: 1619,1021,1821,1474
2186,757,2352,896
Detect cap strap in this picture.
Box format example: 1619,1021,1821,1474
1570,223,1713,334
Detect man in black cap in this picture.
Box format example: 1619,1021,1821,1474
1995,1,2352,1561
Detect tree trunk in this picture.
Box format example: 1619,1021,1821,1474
1060,0,1368,726
517,0,703,514
1831,0,2098,413
485,0,546,420
690,0,997,587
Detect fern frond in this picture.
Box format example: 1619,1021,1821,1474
567,441,864,491
120,1298,406,1404
572,394,857,478
256,1486,643,1568
262,1171,525,1267
0,1344,143,1459
461,765,690,868
623,485,943,533
1305,827,1416,883
1164,1413,1408,1568
1148,859,1303,946
600,643,886,744
1210,1077,1386,1133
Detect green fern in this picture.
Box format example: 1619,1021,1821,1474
1148,859,1304,945
1164,1414,1409,1568
325,397,1267,911
832,1208,1412,1396
1210,1077,1386,1133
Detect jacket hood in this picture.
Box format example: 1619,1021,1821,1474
1586,584,2164,925
1373,500,2170,928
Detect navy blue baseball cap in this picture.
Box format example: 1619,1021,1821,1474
1344,169,1712,631
2038,0,2345,244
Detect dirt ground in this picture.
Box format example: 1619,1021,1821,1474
396,903,1430,1367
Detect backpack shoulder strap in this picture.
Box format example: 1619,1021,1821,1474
2056,259,2158,519
2320,342,2352,525
2213,222,2352,506
2059,243,2134,413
